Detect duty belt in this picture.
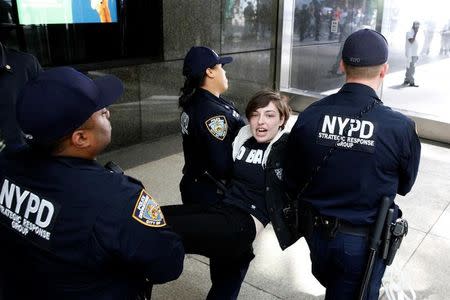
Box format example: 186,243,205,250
313,215,371,238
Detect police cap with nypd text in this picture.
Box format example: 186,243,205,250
16,66,123,144
183,46,233,77
342,29,388,66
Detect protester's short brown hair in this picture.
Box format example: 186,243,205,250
342,64,384,79
245,90,290,129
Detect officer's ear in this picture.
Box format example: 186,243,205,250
70,129,90,149
204,66,216,79
379,63,389,79
339,60,345,74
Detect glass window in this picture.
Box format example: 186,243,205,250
279,0,450,143
380,0,450,126
281,0,379,95
222,0,275,52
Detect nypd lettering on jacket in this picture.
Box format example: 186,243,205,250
316,114,376,153
0,178,60,248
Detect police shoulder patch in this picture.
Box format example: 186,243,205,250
181,112,189,135
132,190,166,227
205,115,228,141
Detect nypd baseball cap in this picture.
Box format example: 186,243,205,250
342,29,388,66
182,46,233,77
16,66,123,144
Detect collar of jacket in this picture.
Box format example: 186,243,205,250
196,88,233,107
232,114,297,168
339,82,382,104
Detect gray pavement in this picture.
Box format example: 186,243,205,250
99,132,450,300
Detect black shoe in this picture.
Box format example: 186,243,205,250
409,83,419,87
403,80,410,85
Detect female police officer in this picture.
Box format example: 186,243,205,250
179,46,245,205
178,46,245,299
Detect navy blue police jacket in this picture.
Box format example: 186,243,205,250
285,83,421,225
180,88,245,188
0,149,184,300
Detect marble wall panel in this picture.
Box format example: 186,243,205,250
224,50,276,112
163,0,222,60
88,66,142,150
139,61,184,140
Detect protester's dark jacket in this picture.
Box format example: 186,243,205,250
232,120,300,250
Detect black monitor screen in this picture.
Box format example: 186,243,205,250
1,0,163,69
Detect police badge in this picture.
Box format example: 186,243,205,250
132,190,166,227
181,112,189,135
205,115,228,140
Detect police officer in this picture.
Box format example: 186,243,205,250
179,46,245,205
285,29,421,299
0,2,42,152
178,46,246,299
0,67,184,300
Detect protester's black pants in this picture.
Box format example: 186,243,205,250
163,203,256,300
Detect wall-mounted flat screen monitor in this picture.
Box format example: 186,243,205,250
17,0,118,25
2,0,162,68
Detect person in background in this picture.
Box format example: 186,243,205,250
0,67,184,300
404,21,420,87
285,29,421,299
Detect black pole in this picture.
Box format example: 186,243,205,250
358,196,392,300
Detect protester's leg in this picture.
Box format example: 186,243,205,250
163,204,256,299
207,249,255,300
179,176,222,206
163,204,232,257
163,204,256,258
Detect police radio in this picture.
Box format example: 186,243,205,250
104,161,124,174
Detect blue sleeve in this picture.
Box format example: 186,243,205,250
200,115,244,179
98,184,185,284
120,220,185,284
397,121,421,195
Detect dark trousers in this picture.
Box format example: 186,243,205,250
180,175,223,206
306,229,386,300
163,203,256,300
